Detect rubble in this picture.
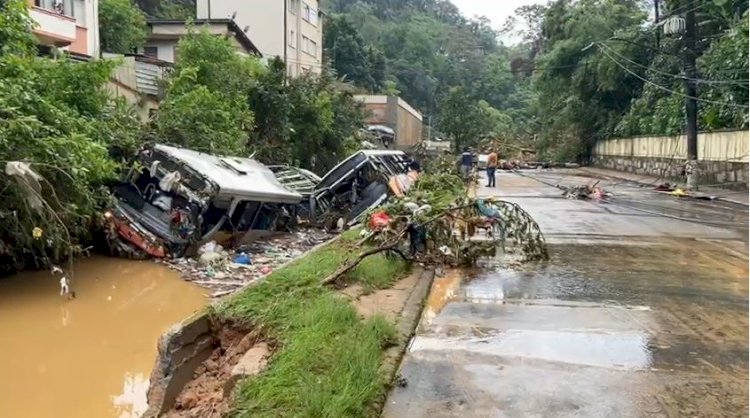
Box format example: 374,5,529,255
558,182,611,200
160,228,333,297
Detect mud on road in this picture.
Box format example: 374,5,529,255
384,170,748,418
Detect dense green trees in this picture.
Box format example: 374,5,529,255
155,29,260,155
99,0,148,54
0,0,138,272
529,0,748,159
154,28,364,173
327,0,748,160
325,0,531,151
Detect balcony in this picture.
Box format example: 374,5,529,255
29,0,77,47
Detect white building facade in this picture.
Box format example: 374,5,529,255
196,0,323,76
28,0,100,57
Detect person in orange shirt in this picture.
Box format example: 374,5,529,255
486,149,498,187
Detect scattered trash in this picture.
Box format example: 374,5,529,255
163,228,333,297
233,253,251,265
369,211,391,231
670,188,687,197
558,182,611,200
6,161,44,212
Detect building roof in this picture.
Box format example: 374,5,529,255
146,18,262,57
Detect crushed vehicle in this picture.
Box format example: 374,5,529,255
266,165,322,221
305,150,419,227
365,125,396,148
104,144,302,258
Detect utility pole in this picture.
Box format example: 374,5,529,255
426,115,432,141
683,0,698,190
654,0,660,48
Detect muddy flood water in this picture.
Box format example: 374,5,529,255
0,256,207,418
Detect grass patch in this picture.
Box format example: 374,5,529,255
213,231,410,418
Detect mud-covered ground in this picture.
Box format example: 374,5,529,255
384,170,748,418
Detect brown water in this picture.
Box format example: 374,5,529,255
0,256,207,418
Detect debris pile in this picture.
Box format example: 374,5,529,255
162,229,332,297
558,182,611,200
321,173,549,286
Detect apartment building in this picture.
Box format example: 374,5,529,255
196,0,323,76
27,0,100,57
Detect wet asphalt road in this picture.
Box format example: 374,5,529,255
383,170,749,418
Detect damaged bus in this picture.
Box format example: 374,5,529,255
104,145,302,258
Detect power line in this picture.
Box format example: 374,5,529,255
661,0,711,19
599,42,750,85
597,46,749,109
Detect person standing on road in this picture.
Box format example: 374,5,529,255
459,147,473,180
486,148,498,187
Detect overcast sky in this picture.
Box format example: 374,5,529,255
451,0,549,44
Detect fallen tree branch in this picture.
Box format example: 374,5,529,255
320,205,467,286
320,239,403,286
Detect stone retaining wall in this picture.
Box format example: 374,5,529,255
591,155,748,189
592,130,748,188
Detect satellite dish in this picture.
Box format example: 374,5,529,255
244,25,250,33
231,11,237,20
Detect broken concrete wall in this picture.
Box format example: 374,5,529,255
143,312,216,417
592,130,748,189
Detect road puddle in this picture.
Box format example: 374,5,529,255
419,269,463,329
0,256,207,418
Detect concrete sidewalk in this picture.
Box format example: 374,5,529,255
578,166,748,206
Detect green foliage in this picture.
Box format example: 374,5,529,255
134,0,193,18
152,29,364,171
697,12,749,130
155,28,259,155
247,58,365,174
323,15,386,91
0,0,134,271
326,0,539,149
156,84,253,155
0,0,36,56
530,0,748,159
437,87,491,152
99,0,148,54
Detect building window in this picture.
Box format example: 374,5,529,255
309,39,317,57
35,0,74,17
143,46,158,58
288,0,298,14
302,2,317,26
301,36,317,57
289,30,296,47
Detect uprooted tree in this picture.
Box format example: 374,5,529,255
321,169,548,286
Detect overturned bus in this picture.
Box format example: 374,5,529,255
275,150,418,227
104,145,302,258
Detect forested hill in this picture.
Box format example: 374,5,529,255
323,0,533,144
324,0,749,160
